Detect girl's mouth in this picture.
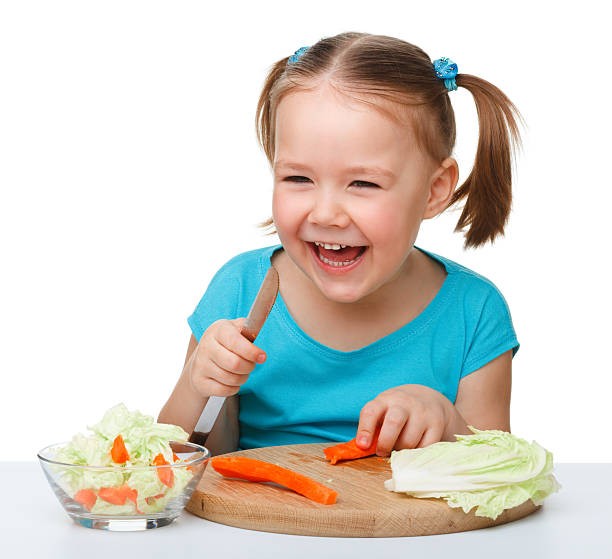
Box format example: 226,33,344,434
307,242,368,273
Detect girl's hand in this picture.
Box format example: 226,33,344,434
186,318,267,398
355,384,457,455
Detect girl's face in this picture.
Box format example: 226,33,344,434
272,84,445,304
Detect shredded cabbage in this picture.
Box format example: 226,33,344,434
52,403,194,514
384,426,561,519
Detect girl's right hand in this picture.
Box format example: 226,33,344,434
187,317,267,398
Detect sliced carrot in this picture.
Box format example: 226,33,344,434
74,488,97,511
145,493,166,505
324,428,381,464
98,486,127,505
97,484,143,513
173,452,179,462
110,434,129,463
153,453,175,488
121,485,144,514
153,453,166,466
211,456,338,505
159,467,174,487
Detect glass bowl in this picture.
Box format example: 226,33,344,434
37,440,209,531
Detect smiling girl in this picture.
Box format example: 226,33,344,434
159,32,522,455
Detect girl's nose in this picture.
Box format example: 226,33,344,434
307,190,350,228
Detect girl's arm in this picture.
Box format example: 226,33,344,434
355,349,513,453
157,334,210,435
447,348,513,437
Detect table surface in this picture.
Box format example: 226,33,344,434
5,462,611,558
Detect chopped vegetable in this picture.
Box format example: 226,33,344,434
98,486,128,505
211,456,338,505
98,484,143,513
384,426,561,520
145,493,166,505
324,428,381,464
153,453,175,488
111,434,129,463
74,488,97,511
52,403,195,515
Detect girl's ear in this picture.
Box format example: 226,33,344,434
423,158,459,219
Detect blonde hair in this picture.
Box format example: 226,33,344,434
255,32,524,249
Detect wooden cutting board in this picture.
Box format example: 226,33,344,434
186,443,540,537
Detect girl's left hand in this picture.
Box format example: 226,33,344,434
355,384,456,455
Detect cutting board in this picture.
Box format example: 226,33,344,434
185,443,540,537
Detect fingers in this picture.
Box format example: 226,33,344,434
189,318,268,399
190,336,255,398
209,338,258,375
190,358,247,397
417,423,445,448
376,406,411,456
395,414,427,451
356,400,384,449
219,318,267,365
357,394,446,456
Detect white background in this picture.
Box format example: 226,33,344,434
1,1,610,462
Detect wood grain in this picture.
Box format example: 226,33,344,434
186,443,540,537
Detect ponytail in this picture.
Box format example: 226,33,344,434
255,57,292,165
254,56,293,235
450,74,524,248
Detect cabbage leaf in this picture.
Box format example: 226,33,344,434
384,426,561,519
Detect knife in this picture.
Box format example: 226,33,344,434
193,264,280,437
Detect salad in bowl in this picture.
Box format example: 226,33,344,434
37,403,209,530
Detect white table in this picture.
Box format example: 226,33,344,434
5,462,611,558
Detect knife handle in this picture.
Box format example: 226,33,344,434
239,265,279,343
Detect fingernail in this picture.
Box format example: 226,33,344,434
256,354,266,363
358,436,369,446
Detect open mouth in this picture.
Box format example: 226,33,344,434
308,242,368,268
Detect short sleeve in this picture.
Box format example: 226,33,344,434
187,266,240,342
460,285,520,378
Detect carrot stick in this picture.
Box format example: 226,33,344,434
74,488,97,511
110,434,130,463
153,453,175,488
211,456,338,505
324,428,381,464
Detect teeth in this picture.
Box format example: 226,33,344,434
317,248,365,267
314,241,347,250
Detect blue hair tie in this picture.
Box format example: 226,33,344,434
433,57,459,92
288,46,310,64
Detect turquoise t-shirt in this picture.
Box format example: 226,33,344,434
187,243,519,450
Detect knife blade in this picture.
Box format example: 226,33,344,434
194,265,279,437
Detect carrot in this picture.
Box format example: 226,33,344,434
98,485,128,505
153,453,175,488
97,484,143,513
74,488,97,511
121,485,143,514
145,493,166,505
324,428,381,464
172,452,179,462
110,434,129,463
211,456,338,505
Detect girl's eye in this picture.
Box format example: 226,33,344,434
282,176,379,188
283,176,311,183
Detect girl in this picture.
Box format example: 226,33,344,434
159,32,522,456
